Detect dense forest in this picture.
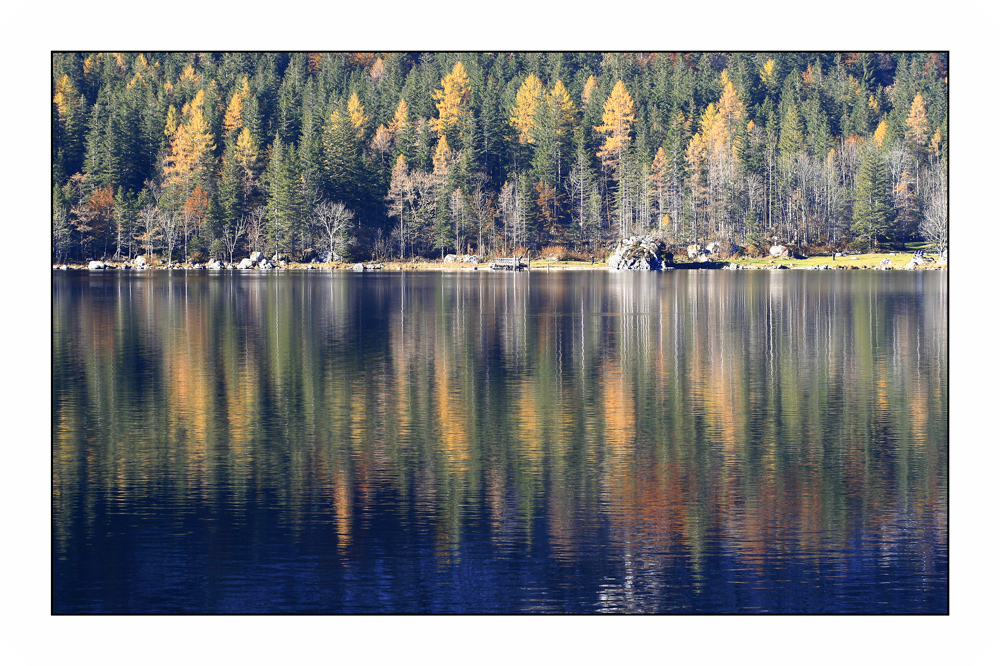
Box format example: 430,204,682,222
51,52,948,264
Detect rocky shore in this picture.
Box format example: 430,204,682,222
53,244,947,273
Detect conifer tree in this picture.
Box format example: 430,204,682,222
851,146,893,251
263,136,303,255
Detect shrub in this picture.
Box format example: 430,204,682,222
539,245,568,261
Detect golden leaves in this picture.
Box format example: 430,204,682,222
595,80,636,167
548,80,576,139
370,57,385,85
432,135,453,178
223,78,249,140
873,120,888,147
582,75,598,105
53,74,75,118
390,98,409,136
759,58,776,86
511,76,576,146
179,64,200,85
164,105,178,137
510,74,544,144
164,89,216,189
372,124,393,156
347,92,367,139
431,61,471,138
234,128,259,174
905,92,929,149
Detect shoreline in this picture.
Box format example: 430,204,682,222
53,252,947,273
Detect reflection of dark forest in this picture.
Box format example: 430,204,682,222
53,271,947,612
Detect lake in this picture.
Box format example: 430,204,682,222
52,269,947,613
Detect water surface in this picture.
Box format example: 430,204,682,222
52,270,948,613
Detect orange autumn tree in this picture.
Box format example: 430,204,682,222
183,185,209,260
72,184,116,258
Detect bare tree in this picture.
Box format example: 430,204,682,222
181,207,195,262
568,165,588,242
386,157,412,259
135,204,160,259
221,215,249,264
313,200,356,261
499,180,525,255
158,211,179,264
371,228,391,263
245,207,266,254
449,189,468,255
412,171,436,256
470,176,495,257
919,162,948,254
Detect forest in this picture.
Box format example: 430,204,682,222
51,51,948,264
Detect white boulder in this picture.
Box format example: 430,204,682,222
607,236,668,270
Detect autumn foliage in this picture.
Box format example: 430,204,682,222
52,52,947,262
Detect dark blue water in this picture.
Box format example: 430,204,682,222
52,270,947,613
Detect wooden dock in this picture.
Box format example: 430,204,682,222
488,256,530,271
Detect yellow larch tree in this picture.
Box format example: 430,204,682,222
390,98,409,136
178,64,200,94
873,120,888,148
370,57,386,86
234,127,259,190
685,130,708,234
930,128,942,159
650,146,670,228
905,92,930,157
222,78,250,140
432,135,453,185
347,92,367,140
595,80,636,168
582,75,598,105
713,72,744,160
52,74,76,119
510,73,545,144
759,59,777,86
164,89,216,203
372,125,393,163
549,80,576,140
164,105,179,138
431,61,471,139
868,94,880,115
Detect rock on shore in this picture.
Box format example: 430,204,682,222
607,236,670,270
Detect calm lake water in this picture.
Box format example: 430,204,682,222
52,269,947,613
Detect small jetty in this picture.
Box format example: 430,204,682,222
488,256,530,271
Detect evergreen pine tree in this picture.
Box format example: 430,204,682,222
851,146,894,251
